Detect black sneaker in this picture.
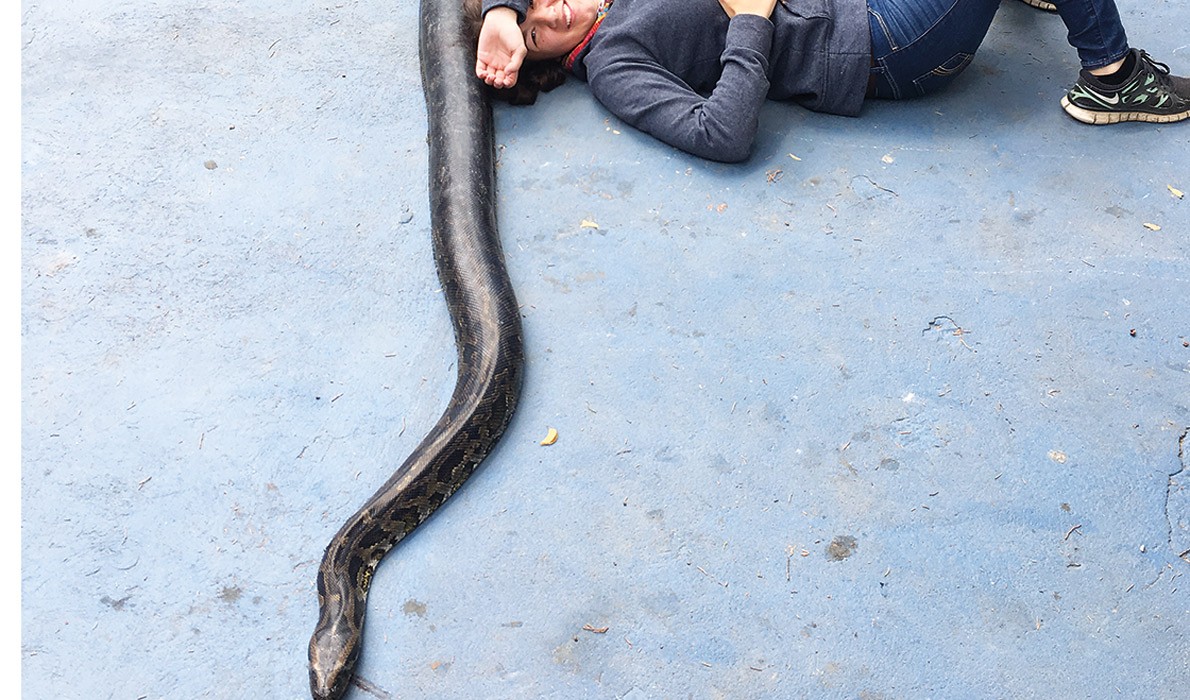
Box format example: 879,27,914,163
1062,49,1190,125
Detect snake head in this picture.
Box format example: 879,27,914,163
308,590,362,700
308,621,359,700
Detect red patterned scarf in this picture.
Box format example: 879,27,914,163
563,0,614,71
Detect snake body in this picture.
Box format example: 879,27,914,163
307,2,523,698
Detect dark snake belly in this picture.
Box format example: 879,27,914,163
307,1,523,697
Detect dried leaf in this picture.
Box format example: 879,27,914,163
788,153,802,161
881,153,895,164
1142,222,1161,231
582,624,609,634
1048,450,1067,464
580,219,600,229
540,427,558,446
1168,185,1184,199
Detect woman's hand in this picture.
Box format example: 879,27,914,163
717,0,778,19
475,7,528,89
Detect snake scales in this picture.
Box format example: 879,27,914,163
307,1,523,697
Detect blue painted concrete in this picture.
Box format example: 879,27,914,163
22,1,1188,698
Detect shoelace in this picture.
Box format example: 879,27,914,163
1137,50,1171,77
1132,49,1181,100
1137,50,1175,91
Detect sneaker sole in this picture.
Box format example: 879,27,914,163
1061,96,1190,124
1019,0,1057,11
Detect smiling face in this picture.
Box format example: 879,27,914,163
521,0,601,61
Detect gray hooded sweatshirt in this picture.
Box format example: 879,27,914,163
483,0,871,162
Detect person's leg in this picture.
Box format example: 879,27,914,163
1049,0,1128,71
1047,0,1189,123
866,0,1189,123
866,0,1003,100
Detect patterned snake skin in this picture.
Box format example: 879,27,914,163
307,1,524,697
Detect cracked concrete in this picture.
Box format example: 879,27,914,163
1170,428,1189,561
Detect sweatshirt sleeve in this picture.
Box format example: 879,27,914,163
482,0,530,22
586,14,773,163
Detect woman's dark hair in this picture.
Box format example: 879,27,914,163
463,0,569,105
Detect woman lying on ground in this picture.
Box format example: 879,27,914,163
467,0,1190,162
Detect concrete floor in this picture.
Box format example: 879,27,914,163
22,0,1189,698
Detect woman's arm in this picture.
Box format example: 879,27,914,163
588,10,776,162
476,0,531,88
482,0,529,20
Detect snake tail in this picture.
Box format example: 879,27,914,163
307,0,524,696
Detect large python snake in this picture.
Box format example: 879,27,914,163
307,1,524,697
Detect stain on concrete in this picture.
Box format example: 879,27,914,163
402,599,427,618
827,535,858,561
100,595,130,610
552,638,578,669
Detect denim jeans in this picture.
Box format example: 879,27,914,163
867,0,1131,100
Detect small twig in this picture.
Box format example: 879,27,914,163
350,675,391,700
1064,524,1082,541
695,565,728,588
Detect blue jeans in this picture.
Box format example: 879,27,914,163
867,0,1131,99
